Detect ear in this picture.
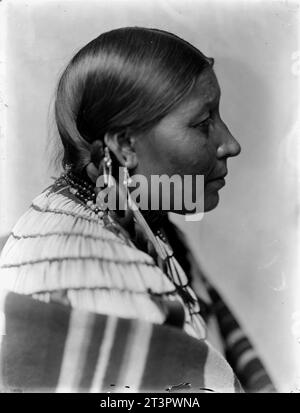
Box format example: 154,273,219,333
104,131,138,169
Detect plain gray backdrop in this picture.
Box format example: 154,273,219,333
0,0,299,392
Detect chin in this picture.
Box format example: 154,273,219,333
170,194,219,215
165,191,220,215
204,192,220,212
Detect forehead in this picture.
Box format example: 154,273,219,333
193,68,220,103
172,68,220,117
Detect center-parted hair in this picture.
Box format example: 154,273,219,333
55,27,212,173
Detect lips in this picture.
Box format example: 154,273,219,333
206,172,227,183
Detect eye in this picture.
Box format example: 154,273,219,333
191,114,212,133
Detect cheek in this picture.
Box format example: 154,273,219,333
171,130,216,177
135,126,216,178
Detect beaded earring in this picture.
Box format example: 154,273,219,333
123,164,133,188
103,147,113,187
95,146,119,212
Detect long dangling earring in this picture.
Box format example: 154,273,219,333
123,164,132,188
103,147,113,187
95,146,115,212
122,164,168,262
120,164,132,212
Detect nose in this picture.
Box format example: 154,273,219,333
216,121,241,159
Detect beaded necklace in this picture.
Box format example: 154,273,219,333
63,171,104,217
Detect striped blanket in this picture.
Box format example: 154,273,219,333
0,289,243,393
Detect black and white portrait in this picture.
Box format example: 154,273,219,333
0,0,299,395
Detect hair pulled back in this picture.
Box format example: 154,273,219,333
55,27,212,173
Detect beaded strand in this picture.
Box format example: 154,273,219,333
63,172,105,218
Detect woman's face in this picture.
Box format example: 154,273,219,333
132,67,241,213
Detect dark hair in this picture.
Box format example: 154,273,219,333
54,27,213,173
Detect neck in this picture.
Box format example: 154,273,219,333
141,210,169,233
110,208,168,237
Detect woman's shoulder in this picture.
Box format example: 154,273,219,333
0,185,131,259
0,186,173,296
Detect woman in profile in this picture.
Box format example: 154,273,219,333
0,27,275,393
